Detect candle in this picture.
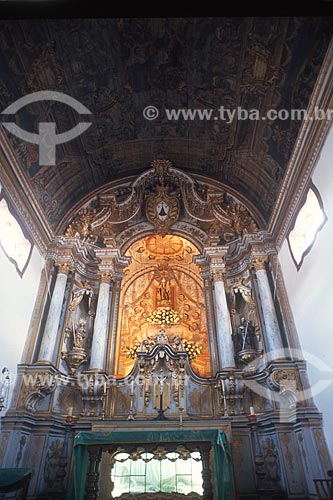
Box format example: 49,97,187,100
130,380,134,395
221,379,225,394
249,406,255,416
68,406,73,417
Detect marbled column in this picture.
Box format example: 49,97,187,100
21,258,50,364
252,258,284,360
212,270,236,370
200,269,219,374
108,278,121,375
38,263,71,364
90,273,113,371
270,255,302,354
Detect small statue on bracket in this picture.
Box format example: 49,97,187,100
65,318,87,349
72,319,86,349
62,318,88,374
232,316,260,364
234,317,258,350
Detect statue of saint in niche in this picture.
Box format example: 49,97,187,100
73,319,86,349
233,316,258,352
65,318,86,350
157,277,171,304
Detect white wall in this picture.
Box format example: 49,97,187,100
279,124,333,458
0,246,44,410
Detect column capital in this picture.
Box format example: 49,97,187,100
210,268,226,282
99,271,114,284
56,261,73,275
251,256,267,272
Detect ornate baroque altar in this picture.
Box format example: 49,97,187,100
0,161,331,500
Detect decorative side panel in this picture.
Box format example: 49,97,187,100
186,383,214,418
24,434,47,496
231,434,256,494
278,431,306,496
0,431,10,465
312,428,332,473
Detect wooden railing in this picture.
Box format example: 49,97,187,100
313,470,333,500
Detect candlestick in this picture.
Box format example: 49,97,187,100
179,407,184,427
127,388,135,421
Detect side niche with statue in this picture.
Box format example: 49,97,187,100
229,278,263,365
62,318,88,374
60,280,96,375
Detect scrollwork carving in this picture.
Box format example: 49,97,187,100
79,373,108,418
268,369,298,392
65,208,100,240
23,372,57,413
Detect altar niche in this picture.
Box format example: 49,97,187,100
114,235,212,379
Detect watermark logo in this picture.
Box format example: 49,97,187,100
242,348,333,422
143,106,159,121
1,91,92,166
143,105,333,124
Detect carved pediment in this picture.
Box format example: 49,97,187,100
65,160,258,246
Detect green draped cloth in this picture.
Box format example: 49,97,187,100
0,468,31,488
70,429,233,500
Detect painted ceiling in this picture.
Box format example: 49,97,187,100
0,17,332,233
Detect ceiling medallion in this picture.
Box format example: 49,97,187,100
145,185,180,237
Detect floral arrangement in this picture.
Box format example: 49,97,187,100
182,339,202,360
125,340,141,359
125,338,156,359
146,307,180,326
